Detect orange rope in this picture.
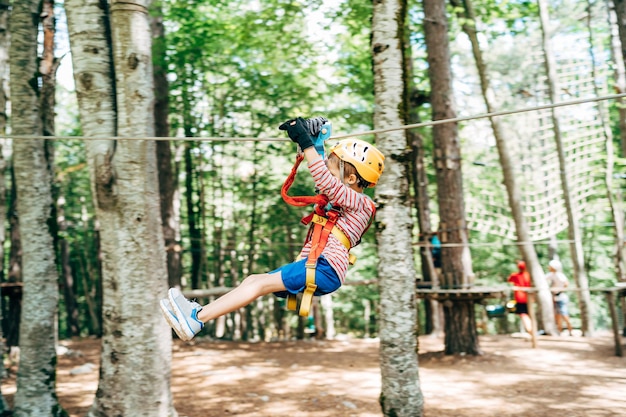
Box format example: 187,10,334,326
281,154,328,214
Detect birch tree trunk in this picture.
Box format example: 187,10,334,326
66,0,176,415
10,0,67,415
538,0,594,336
423,0,479,354
453,0,557,335
372,1,423,415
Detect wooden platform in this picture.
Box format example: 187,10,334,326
417,284,626,356
416,286,508,301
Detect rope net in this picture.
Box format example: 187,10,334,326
464,33,610,241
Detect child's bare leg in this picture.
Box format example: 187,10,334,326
196,272,286,322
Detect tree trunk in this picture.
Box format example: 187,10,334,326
66,0,176,415
538,0,594,336
423,0,479,355
0,0,7,409
244,143,259,341
0,292,7,415
372,1,423,416
606,1,626,282
405,33,441,337
612,0,626,157
453,0,557,335
10,0,67,414
184,141,203,289
6,164,21,348
151,0,182,289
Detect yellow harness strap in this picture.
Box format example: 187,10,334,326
286,212,352,317
310,214,351,249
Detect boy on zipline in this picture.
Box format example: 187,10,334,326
160,117,385,341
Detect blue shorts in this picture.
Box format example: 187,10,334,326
555,300,569,316
271,256,341,298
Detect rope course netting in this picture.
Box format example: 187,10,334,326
464,34,612,241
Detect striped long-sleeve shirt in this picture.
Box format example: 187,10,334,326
299,158,375,282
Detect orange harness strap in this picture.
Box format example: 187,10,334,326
295,210,340,317
281,154,374,317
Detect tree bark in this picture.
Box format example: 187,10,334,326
423,0,479,354
612,0,626,157
6,164,21,348
66,0,176,415
58,195,81,337
151,0,182,289
184,141,203,289
0,1,8,410
605,1,626,282
372,0,424,415
11,0,67,414
405,33,441,337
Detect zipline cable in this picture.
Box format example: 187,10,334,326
3,92,626,141
331,92,626,139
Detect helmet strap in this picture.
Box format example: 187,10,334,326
339,159,345,185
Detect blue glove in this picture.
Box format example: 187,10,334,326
279,117,314,150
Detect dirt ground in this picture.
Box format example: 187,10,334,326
2,331,625,417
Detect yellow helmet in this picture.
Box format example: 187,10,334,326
329,139,385,187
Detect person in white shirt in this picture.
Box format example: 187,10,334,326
546,259,573,336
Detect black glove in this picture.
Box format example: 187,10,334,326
305,116,329,137
279,117,314,150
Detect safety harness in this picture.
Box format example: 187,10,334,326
281,152,369,317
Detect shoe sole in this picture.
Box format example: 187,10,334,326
168,288,198,341
160,299,191,341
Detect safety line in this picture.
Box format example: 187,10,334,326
332,92,626,139
3,92,625,141
415,239,585,248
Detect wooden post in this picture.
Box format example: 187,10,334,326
605,290,623,357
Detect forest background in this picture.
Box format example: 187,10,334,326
0,0,625,415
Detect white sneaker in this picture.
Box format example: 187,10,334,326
167,288,204,341
160,299,190,341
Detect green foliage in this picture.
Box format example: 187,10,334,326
164,0,326,138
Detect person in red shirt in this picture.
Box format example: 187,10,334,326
507,261,532,334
